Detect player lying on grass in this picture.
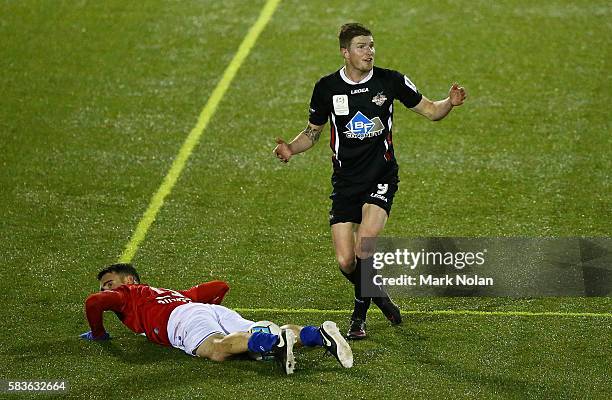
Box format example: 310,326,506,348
80,263,353,374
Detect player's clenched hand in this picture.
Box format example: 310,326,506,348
79,331,111,341
449,83,467,106
273,137,292,163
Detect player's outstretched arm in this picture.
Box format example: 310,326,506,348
273,122,325,163
411,83,467,121
80,291,124,340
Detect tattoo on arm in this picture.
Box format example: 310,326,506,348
302,125,322,144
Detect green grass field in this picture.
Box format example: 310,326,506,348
1,0,610,399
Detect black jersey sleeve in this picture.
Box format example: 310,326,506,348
391,70,422,109
308,79,330,126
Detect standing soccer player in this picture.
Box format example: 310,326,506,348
273,23,466,339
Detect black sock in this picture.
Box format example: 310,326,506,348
352,297,371,321
340,266,357,285
355,254,389,302
339,260,371,320
351,257,371,320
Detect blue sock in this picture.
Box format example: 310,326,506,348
300,326,324,347
247,332,278,353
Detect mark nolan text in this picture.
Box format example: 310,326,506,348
373,274,494,286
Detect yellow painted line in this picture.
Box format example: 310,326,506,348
119,0,282,263
234,307,612,318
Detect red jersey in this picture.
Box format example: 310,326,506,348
84,280,229,346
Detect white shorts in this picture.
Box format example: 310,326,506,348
167,303,254,356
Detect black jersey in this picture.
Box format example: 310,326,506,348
308,66,422,191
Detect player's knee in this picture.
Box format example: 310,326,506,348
336,254,355,272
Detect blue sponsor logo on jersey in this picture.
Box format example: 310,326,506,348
344,111,385,140
346,111,374,137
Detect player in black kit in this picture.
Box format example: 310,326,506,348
273,23,466,339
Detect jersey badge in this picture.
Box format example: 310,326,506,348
371,92,387,106
332,95,349,115
344,111,385,140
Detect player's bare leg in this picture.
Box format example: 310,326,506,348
196,330,297,374
355,203,402,326
195,332,250,361
332,221,370,339
354,203,388,258
331,222,357,274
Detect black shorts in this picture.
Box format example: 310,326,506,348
329,177,399,225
